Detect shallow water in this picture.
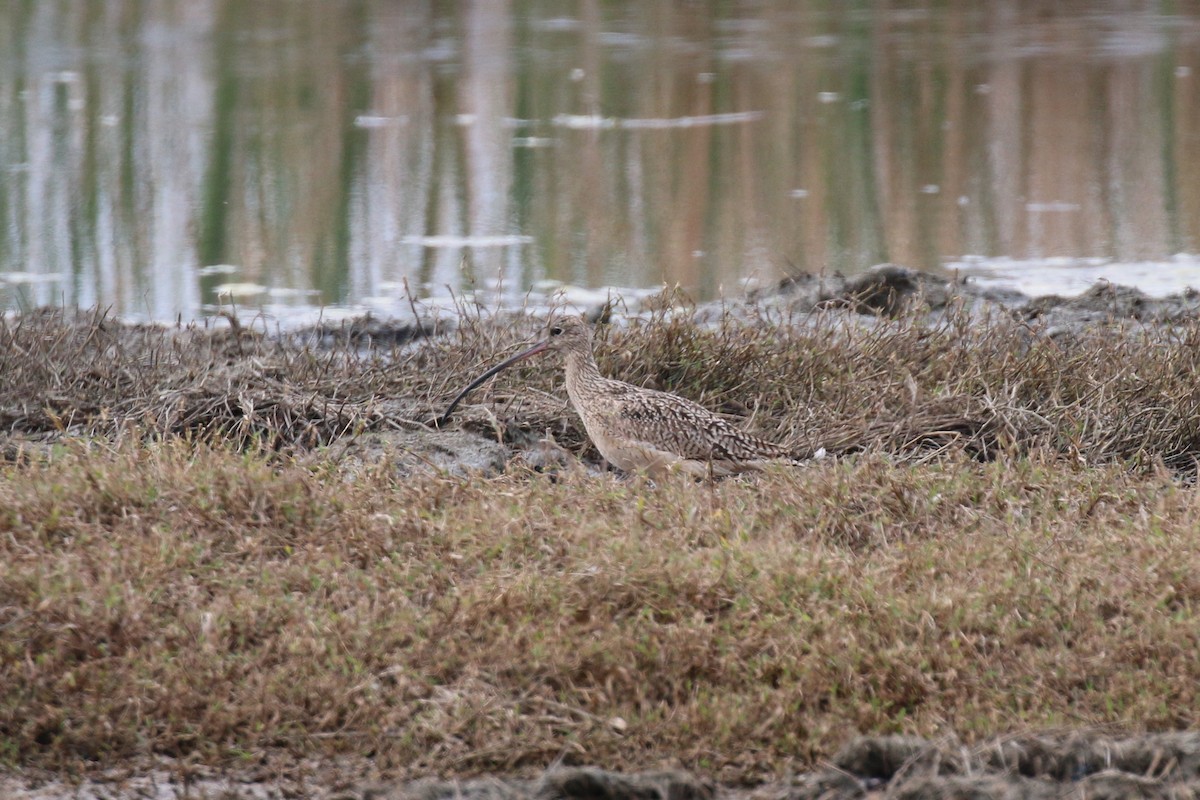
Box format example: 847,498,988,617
1,1,1199,324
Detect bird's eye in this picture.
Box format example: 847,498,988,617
549,325,563,336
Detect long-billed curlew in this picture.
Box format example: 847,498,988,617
441,316,807,476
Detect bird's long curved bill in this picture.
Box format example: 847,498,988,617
438,339,551,425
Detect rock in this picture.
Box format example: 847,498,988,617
745,264,968,319
535,767,714,800
383,777,530,800
319,428,509,478
888,774,1060,799
514,435,577,473
1022,282,1200,333
288,312,451,349
831,264,953,315
833,735,937,780
376,769,713,800
775,770,868,800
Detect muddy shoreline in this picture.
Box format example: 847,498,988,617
285,265,1200,349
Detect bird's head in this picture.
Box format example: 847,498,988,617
438,314,594,425
538,315,592,355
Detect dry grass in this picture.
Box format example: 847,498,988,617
2,305,1200,784
2,441,1200,782
4,303,1200,467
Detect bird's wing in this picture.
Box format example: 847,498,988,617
601,382,793,463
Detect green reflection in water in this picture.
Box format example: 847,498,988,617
1,1,1199,321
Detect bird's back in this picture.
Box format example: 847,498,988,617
567,374,796,476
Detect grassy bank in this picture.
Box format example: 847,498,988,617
2,305,1200,783
4,303,1200,466
2,442,1199,781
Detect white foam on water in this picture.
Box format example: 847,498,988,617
353,115,409,128
401,235,534,247
198,263,240,276
0,271,64,284
551,111,764,130
213,282,267,298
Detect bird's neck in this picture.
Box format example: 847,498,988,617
564,348,602,390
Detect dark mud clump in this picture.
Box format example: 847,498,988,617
749,262,1200,333
288,312,451,349
772,731,1200,799
1022,281,1200,327
10,741,1193,800
377,768,714,800
749,263,954,317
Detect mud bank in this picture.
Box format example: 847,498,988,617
6,733,1200,799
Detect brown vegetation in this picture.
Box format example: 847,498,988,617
2,303,1200,792
4,297,1200,469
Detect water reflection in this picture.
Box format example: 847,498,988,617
1,1,1198,322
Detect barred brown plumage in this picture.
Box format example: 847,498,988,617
442,316,810,476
